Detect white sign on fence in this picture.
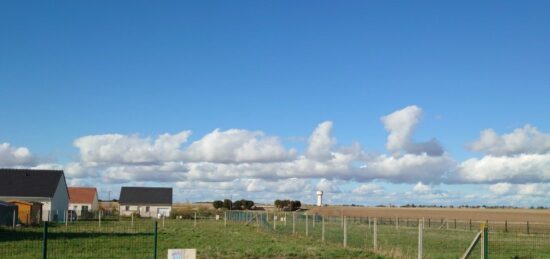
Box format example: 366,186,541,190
216,215,220,220
167,249,196,259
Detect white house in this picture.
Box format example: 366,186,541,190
0,169,69,222
68,187,99,216
119,187,172,218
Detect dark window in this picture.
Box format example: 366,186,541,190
146,206,150,212
82,205,89,212
125,206,130,211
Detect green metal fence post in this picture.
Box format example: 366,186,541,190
153,221,158,259
42,221,48,259
481,224,488,259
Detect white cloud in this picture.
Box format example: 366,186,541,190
352,183,384,195
488,183,513,195
454,152,550,184
0,143,36,167
74,131,191,165
488,183,550,199
9,105,550,205
316,178,341,193
412,182,431,193
361,154,454,183
185,129,296,163
381,105,443,157
468,125,550,156
305,121,336,161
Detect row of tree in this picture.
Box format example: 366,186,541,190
212,199,255,210
274,200,301,211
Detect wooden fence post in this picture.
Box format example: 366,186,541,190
306,213,309,236
343,216,347,247
374,218,378,250
322,216,325,242
396,216,399,230
292,212,296,234
418,219,423,259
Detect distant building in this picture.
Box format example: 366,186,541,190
68,187,99,215
118,187,172,218
316,191,323,206
0,169,69,221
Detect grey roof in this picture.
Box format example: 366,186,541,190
119,187,172,205
0,169,65,198
0,201,16,207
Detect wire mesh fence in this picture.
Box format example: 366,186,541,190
226,210,550,259
1,209,550,258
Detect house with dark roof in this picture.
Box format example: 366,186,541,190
0,169,69,222
68,187,99,216
119,187,172,218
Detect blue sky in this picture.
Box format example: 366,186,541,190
1,1,549,206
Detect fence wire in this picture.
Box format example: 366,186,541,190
1,209,550,258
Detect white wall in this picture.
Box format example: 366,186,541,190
50,176,69,222
69,203,93,215
119,204,171,218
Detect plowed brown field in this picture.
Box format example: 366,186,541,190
307,206,550,223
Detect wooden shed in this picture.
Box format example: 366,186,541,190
0,201,17,226
9,200,42,225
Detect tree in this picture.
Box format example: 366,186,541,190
223,199,232,210
212,200,224,209
274,200,282,209
290,200,301,211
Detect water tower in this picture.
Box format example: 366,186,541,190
316,191,324,206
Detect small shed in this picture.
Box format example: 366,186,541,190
9,200,42,225
0,201,17,226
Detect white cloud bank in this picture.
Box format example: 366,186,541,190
453,124,550,184
2,105,549,205
0,143,35,167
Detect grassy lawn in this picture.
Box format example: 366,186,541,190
2,215,549,259
0,219,383,259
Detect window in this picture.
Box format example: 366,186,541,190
145,206,150,212
125,206,130,211
82,205,88,212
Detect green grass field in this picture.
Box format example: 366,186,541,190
1,214,549,259
0,219,382,258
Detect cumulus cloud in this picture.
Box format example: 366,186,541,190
185,129,296,163
10,104,550,205
468,125,550,156
412,182,431,193
0,143,36,167
453,125,550,184
316,178,341,193
381,105,443,157
488,183,550,198
352,183,384,195
74,131,191,165
360,154,454,183
305,121,336,161
489,183,513,195
454,153,550,183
